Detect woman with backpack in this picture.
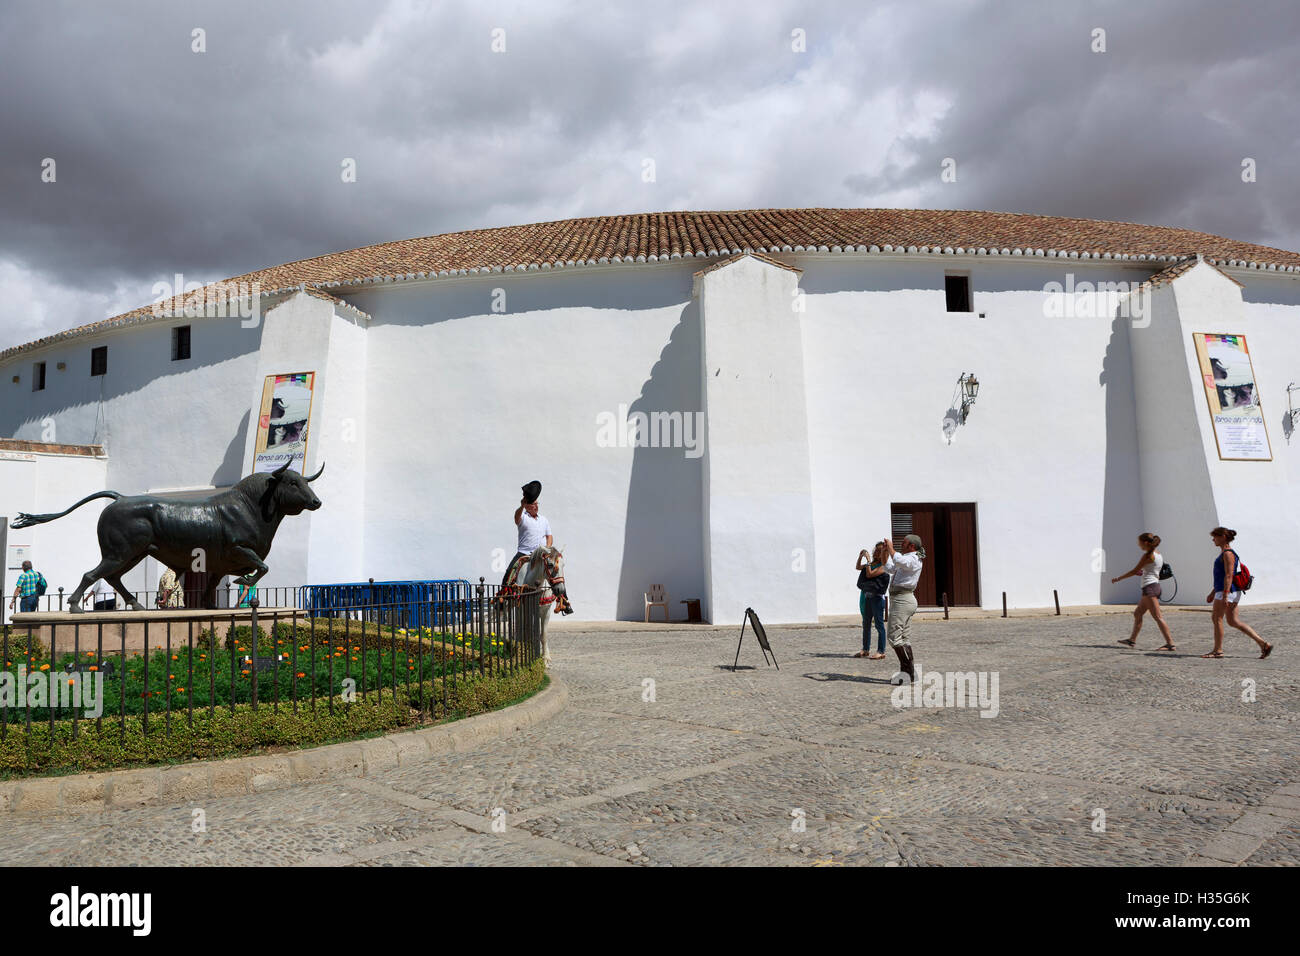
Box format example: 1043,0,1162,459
1202,527,1272,659
1112,532,1176,650
854,542,890,659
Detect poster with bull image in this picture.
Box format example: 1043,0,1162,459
1193,333,1271,461
252,372,316,474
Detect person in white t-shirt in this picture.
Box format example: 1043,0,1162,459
82,578,118,612
882,534,926,682
502,480,553,586
1111,532,1176,651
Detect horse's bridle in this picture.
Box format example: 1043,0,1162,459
538,549,572,612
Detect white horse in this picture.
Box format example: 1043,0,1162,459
503,546,570,663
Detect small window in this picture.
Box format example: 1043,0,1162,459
172,325,191,361
91,345,108,377
945,274,971,313
32,362,45,391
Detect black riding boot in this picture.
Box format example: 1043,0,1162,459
893,644,915,682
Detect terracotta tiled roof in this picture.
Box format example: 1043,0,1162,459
1139,254,1243,292
0,439,105,457
693,250,803,278
5,208,1299,362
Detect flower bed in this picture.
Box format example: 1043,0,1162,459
1,619,517,720
0,616,545,778
0,661,546,778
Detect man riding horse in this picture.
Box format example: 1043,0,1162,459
501,480,572,614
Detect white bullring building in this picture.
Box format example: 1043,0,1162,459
4,208,1300,624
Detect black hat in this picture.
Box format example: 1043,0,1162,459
521,480,542,504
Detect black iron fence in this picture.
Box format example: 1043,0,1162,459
1,580,544,743
13,584,301,614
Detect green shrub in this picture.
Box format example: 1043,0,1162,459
1,628,47,663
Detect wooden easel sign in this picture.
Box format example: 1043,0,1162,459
732,607,779,671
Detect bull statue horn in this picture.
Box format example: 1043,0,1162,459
305,462,325,482
271,460,292,478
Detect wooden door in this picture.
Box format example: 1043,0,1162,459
890,502,980,606
890,505,937,606
947,503,980,605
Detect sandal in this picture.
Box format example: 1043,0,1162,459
852,650,869,658
870,653,887,660
1117,638,1136,647
1201,651,1224,659
1157,643,1176,651
1260,643,1272,659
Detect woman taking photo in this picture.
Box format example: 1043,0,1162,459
1202,527,1272,659
854,542,889,659
1112,532,1175,650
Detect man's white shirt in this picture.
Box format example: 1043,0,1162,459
517,512,552,555
884,551,923,590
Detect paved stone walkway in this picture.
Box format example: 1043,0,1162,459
1,608,1296,866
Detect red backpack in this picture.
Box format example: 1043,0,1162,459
1230,551,1254,591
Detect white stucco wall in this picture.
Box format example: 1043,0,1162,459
4,251,1300,623
347,264,706,621
697,257,819,625
238,293,368,593
1163,265,1300,604
0,450,108,622
799,256,1149,614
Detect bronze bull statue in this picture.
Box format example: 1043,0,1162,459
11,460,323,611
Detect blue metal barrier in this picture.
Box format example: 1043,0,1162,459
300,579,474,630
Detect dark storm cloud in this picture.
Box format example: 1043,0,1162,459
1,0,1297,351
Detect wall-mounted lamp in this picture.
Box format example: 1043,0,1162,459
958,373,980,423
56,361,66,371
1287,383,1300,442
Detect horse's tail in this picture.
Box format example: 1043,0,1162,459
10,491,123,529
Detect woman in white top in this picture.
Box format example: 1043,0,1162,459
1112,532,1175,650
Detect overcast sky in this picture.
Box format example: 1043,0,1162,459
2,0,1297,352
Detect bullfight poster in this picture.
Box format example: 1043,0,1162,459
1193,334,1271,461
252,371,316,474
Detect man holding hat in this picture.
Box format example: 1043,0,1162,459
502,480,553,586
882,534,927,683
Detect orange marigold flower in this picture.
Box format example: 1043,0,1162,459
39,664,50,671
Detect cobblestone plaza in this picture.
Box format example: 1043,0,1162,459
0,607,1294,867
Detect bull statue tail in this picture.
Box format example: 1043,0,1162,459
10,491,123,529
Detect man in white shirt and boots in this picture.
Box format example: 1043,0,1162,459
502,480,553,587
883,534,927,683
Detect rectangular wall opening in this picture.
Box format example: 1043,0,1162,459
890,502,980,606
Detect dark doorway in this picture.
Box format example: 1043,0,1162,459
182,570,211,608
890,503,981,606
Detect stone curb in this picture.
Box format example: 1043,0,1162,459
0,677,566,816
550,601,1300,634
